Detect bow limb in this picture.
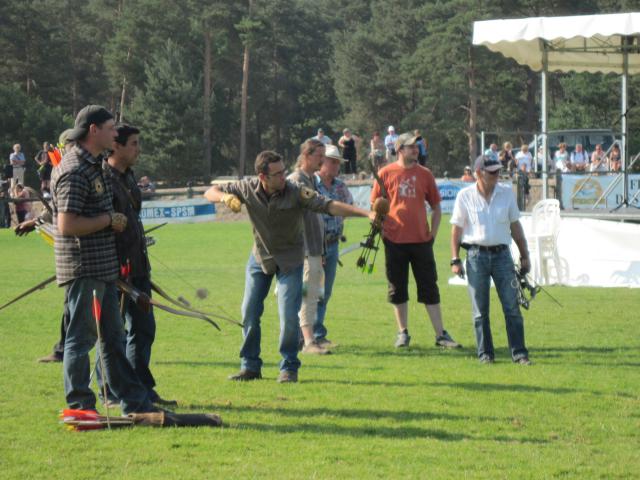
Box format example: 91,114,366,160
0,274,57,312
150,280,242,327
25,186,53,215
116,279,221,331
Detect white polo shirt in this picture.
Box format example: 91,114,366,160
450,182,520,246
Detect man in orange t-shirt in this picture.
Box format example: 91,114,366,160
371,132,461,349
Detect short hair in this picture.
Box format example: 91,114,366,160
115,124,140,146
558,142,567,149
296,139,324,167
373,131,380,137
254,150,283,175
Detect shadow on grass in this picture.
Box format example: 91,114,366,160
230,420,548,444
343,344,471,358
156,360,345,370
185,404,500,423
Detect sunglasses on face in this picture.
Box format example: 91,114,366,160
485,169,500,176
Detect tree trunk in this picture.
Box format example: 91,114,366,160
467,46,478,164
272,40,281,153
203,29,212,180
238,0,253,179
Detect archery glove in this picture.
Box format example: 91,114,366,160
221,194,242,213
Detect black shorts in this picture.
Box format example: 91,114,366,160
384,239,440,305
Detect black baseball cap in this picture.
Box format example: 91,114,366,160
67,105,114,141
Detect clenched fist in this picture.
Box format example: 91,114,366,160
110,212,128,232
221,193,242,213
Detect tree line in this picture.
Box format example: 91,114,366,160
1,0,639,186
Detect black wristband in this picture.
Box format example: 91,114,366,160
450,258,462,266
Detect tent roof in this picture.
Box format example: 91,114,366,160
472,12,640,74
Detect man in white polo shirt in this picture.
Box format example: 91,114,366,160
449,155,532,365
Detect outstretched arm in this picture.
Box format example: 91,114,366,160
328,201,376,222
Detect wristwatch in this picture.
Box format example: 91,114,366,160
450,257,462,266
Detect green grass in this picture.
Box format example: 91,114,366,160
0,217,638,479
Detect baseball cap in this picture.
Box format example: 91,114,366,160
58,129,75,145
66,105,114,141
474,154,502,172
388,125,395,133
394,132,419,152
324,144,346,162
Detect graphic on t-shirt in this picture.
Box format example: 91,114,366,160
398,176,417,198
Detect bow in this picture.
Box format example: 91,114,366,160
356,162,388,273
513,267,563,310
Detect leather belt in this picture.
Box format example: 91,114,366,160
462,243,508,253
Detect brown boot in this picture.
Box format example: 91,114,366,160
277,370,298,383
38,353,63,363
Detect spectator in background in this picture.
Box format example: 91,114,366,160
312,128,332,146
499,142,516,176
609,144,622,172
484,143,499,163
517,164,530,210
570,144,589,171
13,184,31,223
338,128,360,175
590,144,607,172
384,126,398,163
414,130,428,166
9,144,26,191
515,144,532,173
35,142,53,194
370,131,385,169
138,176,156,193
0,168,10,227
554,143,570,173
460,166,474,182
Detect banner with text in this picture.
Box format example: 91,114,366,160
140,199,216,224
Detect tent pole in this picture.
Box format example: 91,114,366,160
622,44,628,175
541,43,548,200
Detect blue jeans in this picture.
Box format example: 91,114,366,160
465,248,529,361
63,277,152,414
239,254,302,372
97,275,157,399
315,240,339,340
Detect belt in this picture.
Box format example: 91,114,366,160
462,243,508,253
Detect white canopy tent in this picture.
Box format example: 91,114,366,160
473,12,640,202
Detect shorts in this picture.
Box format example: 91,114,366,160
384,239,440,305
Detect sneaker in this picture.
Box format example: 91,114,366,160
302,341,331,355
277,370,298,383
315,338,336,348
228,369,262,381
515,357,532,366
38,353,63,363
395,331,411,348
435,330,462,348
479,354,495,364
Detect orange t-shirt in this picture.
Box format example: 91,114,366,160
371,162,441,244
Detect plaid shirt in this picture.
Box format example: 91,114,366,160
315,175,353,243
51,145,118,285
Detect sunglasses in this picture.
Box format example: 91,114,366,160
485,169,500,176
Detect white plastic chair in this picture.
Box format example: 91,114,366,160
528,199,562,285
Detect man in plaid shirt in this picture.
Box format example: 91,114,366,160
51,105,154,414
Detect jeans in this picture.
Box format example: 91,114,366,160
315,240,339,340
239,254,303,373
465,248,528,361
63,277,152,414
97,275,157,399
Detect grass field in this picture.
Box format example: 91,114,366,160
0,217,638,479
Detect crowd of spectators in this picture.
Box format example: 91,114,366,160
311,125,431,176
553,142,621,173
